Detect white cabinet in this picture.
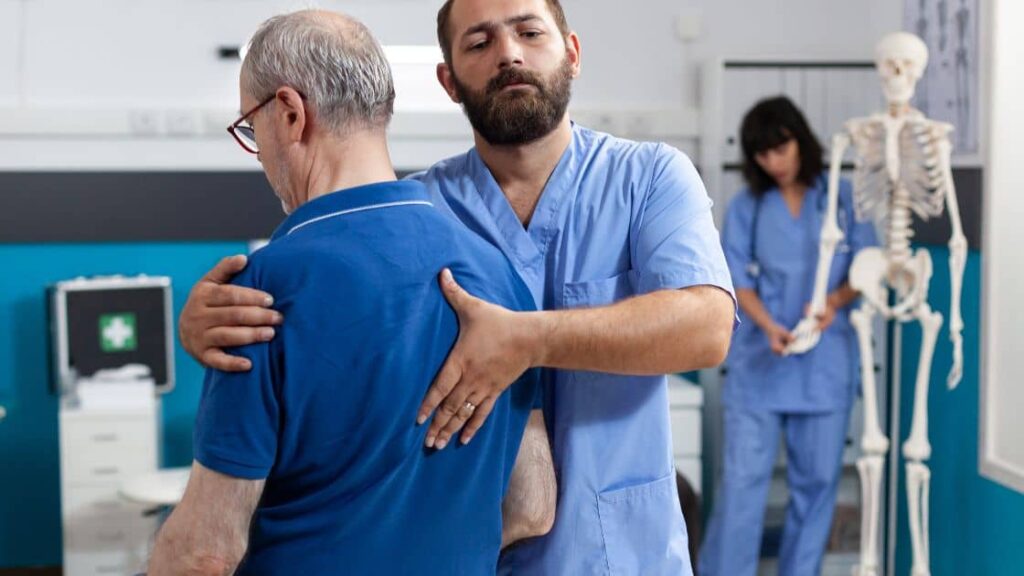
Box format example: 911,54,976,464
667,375,704,493
60,403,159,576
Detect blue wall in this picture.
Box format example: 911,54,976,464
894,248,1024,576
0,242,248,568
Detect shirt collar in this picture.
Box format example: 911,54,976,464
270,180,432,241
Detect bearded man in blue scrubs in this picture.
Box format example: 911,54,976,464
179,0,737,574
149,10,547,575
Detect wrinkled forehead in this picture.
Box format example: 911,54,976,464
449,0,554,36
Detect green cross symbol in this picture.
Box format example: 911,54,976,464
99,313,137,352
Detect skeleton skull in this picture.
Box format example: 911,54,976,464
874,32,929,106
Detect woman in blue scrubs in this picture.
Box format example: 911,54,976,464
699,96,876,576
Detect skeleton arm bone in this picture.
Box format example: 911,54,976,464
938,136,966,389
785,132,851,355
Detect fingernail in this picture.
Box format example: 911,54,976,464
436,438,448,450
442,268,453,283
272,313,284,324
240,360,252,370
264,295,274,307
425,435,436,448
461,434,473,445
259,328,275,341
416,414,426,426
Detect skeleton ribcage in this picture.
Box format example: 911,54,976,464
847,116,951,262
849,118,948,223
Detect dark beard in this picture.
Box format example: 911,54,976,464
451,56,573,146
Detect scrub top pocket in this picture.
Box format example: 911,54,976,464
597,473,690,575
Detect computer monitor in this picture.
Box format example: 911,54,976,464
51,276,174,394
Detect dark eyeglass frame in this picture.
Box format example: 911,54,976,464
227,95,276,154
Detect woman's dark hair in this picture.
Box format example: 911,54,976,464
739,96,824,195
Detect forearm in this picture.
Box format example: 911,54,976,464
149,510,244,576
502,410,557,548
736,288,776,332
148,463,263,576
526,285,734,375
827,282,859,310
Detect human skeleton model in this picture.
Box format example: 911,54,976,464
784,32,967,576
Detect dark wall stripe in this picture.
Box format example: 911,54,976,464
0,171,414,243
0,169,981,248
912,168,983,251
0,172,283,242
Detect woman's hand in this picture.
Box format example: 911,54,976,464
804,301,838,333
764,322,794,355
815,302,837,332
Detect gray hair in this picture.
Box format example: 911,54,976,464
242,10,395,134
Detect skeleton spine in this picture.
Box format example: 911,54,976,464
888,184,914,265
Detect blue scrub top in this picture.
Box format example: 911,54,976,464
193,181,540,575
413,124,735,576
721,176,877,413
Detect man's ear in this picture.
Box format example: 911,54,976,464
566,32,582,79
436,63,462,104
274,86,307,143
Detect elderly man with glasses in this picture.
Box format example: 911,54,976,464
146,9,553,575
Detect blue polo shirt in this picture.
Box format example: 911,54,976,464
193,180,539,575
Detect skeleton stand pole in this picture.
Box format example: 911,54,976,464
885,322,901,576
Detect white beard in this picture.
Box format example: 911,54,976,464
268,147,294,215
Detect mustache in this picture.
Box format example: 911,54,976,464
486,68,543,95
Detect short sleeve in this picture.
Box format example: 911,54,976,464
193,267,280,480
633,145,736,305
721,192,757,292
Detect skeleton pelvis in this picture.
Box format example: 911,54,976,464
850,247,934,319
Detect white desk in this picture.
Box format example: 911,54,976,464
120,467,190,507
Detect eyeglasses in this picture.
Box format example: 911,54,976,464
227,96,275,154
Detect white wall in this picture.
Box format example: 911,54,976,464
981,0,1024,494
564,0,901,108
0,0,903,169
0,0,904,107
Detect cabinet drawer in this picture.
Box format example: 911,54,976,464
64,485,147,516
64,549,148,576
64,486,156,552
669,409,701,457
62,417,155,453
63,441,156,483
65,519,156,552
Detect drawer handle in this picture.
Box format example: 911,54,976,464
92,467,120,476
97,530,125,543
92,433,119,442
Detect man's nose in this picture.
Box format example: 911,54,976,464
495,32,524,68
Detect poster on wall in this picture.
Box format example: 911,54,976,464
904,0,980,156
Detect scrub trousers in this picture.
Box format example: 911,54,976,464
699,406,850,576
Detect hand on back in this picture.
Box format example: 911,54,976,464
179,255,282,372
